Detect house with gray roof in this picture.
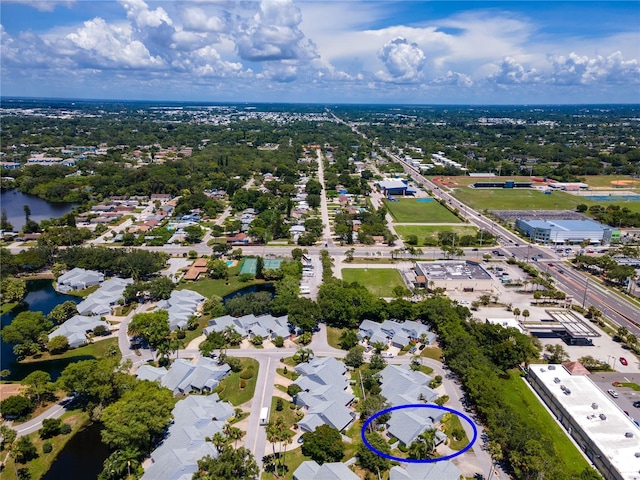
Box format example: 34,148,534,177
390,461,461,480
386,409,447,447
76,277,133,316
47,315,110,348
379,364,445,447
379,364,438,406
56,267,104,292
292,357,355,433
136,357,231,395
155,289,205,331
358,319,435,348
204,313,291,341
293,461,359,480
141,394,234,480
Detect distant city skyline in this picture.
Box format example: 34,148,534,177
1,0,639,105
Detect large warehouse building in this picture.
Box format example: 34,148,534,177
515,218,620,245
414,261,494,292
528,363,640,480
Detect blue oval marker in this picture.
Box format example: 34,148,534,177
360,403,478,464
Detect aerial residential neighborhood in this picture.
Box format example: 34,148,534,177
1,97,639,480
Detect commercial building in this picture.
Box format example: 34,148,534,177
376,178,416,196
528,363,640,480
414,261,494,292
515,218,620,245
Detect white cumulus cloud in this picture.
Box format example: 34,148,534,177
488,56,540,84
376,37,425,83
431,71,473,87
66,17,164,69
547,51,640,85
236,0,318,62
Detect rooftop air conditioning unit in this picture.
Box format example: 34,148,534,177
599,414,607,420
626,432,634,438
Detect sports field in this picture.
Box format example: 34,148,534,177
395,225,478,246
452,188,595,211
341,268,405,297
581,175,640,190
431,176,534,188
383,198,461,223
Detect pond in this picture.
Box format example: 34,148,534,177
42,422,110,480
0,189,76,231
222,283,276,303
0,280,81,380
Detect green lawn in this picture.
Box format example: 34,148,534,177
178,264,266,298
501,371,591,476
383,198,462,223
452,188,593,211
341,268,405,297
453,186,640,214
580,175,640,189
441,412,470,450
420,346,443,361
214,357,259,406
1,410,91,480
326,326,344,350
12,338,120,380
394,225,478,246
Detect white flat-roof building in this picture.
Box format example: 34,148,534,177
528,363,640,480
415,261,494,292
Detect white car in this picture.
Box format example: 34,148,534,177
383,352,394,358
608,389,619,398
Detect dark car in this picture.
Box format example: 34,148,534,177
620,357,628,366
633,401,640,408
418,344,426,351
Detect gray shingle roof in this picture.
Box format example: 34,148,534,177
141,394,234,480
293,357,354,433
136,357,230,395
390,461,461,480
48,315,110,348
293,461,359,480
357,319,434,347
205,313,291,339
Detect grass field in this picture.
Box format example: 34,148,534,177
341,268,405,297
580,174,640,189
452,188,593,211
394,225,478,246
501,371,591,476
0,410,91,480
326,326,344,350
12,337,120,380
383,198,461,223
178,264,266,298
214,357,259,406
452,186,640,213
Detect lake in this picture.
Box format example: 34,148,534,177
0,280,80,380
0,189,76,231
41,422,110,480
222,283,276,303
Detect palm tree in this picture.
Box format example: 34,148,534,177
513,308,521,320
279,428,294,474
266,420,280,462
210,431,228,453
522,309,530,320
408,429,437,460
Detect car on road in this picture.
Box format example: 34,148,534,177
558,269,564,274
418,344,426,351
633,401,640,408
383,352,394,358
548,263,554,267
409,346,417,354
492,250,500,254
620,357,628,366
608,389,619,398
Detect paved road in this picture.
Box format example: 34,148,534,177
174,323,503,477
382,146,640,338
316,148,334,247
12,397,72,438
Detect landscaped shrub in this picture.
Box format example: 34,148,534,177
42,442,53,454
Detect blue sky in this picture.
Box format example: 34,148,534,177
1,1,639,104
